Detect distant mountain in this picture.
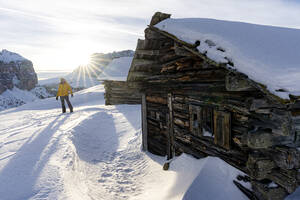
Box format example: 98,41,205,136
65,50,134,87
72,50,135,75
0,49,52,111
91,50,135,60
0,49,38,94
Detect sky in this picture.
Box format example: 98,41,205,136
1,0,300,71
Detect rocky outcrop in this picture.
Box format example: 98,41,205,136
149,12,171,26
0,50,38,94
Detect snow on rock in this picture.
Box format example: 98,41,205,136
0,86,52,111
0,49,27,64
155,18,300,99
31,86,53,99
0,87,38,111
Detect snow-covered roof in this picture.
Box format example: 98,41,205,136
0,49,27,64
155,18,300,100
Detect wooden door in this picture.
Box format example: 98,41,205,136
214,110,231,150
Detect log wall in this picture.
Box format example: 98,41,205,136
126,12,300,199
103,80,142,105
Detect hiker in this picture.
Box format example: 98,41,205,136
56,78,73,113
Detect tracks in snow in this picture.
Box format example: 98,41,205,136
59,105,148,200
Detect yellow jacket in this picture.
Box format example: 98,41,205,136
56,82,73,97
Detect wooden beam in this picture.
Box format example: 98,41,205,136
168,93,175,159
142,93,148,151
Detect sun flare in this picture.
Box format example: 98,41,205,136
77,54,92,66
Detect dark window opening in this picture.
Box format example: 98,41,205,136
193,113,198,128
202,107,214,134
150,111,155,119
156,112,160,120
189,105,202,137
189,105,214,138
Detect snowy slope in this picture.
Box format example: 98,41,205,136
98,56,133,81
156,18,300,99
0,84,259,200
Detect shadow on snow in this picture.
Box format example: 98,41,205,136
0,114,70,199
70,111,118,164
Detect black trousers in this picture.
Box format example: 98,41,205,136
60,96,73,113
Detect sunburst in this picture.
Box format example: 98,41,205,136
72,54,114,88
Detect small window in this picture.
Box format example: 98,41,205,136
156,112,160,120
189,105,202,137
193,113,198,127
150,111,155,118
202,107,214,133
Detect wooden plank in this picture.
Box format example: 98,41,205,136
189,105,193,133
174,117,189,128
223,112,231,150
214,110,231,150
142,94,148,151
146,96,168,105
168,93,175,159
196,107,203,137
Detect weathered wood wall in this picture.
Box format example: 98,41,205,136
103,80,142,105
126,12,300,199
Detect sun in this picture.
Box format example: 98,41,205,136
77,54,92,66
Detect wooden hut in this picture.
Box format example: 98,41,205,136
108,12,300,199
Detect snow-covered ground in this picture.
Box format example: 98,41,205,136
156,18,300,99
0,84,254,200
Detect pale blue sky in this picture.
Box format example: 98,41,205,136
1,0,300,70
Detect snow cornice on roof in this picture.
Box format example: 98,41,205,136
152,15,300,103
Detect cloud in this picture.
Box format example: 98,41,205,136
0,0,300,70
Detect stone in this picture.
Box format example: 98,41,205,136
226,72,255,91
247,153,276,180
271,147,300,169
150,12,171,26
252,181,288,200
0,59,38,94
247,130,274,149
